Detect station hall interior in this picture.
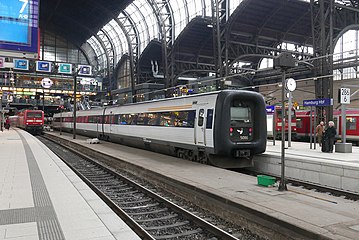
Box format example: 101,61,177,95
2,1,359,240
0,0,358,123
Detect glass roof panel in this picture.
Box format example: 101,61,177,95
87,36,107,70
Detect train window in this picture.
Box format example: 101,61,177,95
147,113,160,126
137,113,149,125
27,112,42,118
277,109,295,119
296,119,303,128
346,117,356,130
206,109,214,129
231,107,251,124
198,109,205,126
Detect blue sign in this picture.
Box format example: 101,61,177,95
266,105,275,114
78,65,92,76
13,59,29,70
0,0,39,54
303,98,333,107
36,61,51,72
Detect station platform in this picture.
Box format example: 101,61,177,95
0,129,141,240
45,131,359,240
253,140,359,193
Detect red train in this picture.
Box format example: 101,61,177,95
296,109,359,143
267,106,297,139
16,109,44,135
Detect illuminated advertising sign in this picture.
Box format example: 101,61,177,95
36,61,52,72
0,57,4,68
58,63,72,74
0,0,39,55
13,59,29,70
78,65,92,76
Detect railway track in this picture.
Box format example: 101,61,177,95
38,136,239,240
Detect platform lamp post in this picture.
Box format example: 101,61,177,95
273,53,296,191
73,72,78,139
73,67,83,139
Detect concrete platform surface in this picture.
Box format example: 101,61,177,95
0,129,141,240
253,140,359,193
46,131,359,240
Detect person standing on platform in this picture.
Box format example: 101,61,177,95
325,121,337,153
316,121,325,146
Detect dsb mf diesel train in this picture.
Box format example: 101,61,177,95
53,90,267,168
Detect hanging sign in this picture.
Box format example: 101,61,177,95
36,61,52,72
14,59,29,70
78,65,92,76
0,57,4,68
58,63,72,74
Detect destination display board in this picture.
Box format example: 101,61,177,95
0,0,39,55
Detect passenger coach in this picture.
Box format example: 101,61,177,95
53,90,267,168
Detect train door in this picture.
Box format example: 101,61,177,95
195,108,206,146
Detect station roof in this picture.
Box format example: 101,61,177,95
40,0,132,45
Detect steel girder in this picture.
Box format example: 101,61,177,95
149,0,174,89
98,29,116,90
212,0,229,84
114,11,140,101
311,0,359,123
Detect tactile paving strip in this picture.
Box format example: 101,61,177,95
0,131,66,240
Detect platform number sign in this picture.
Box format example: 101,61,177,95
339,88,350,104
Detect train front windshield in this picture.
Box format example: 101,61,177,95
27,112,42,118
230,107,251,123
230,106,253,142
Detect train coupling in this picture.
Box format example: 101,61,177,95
234,149,250,158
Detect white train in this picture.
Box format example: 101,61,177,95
52,90,267,168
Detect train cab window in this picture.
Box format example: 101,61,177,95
230,107,251,125
198,109,205,126
27,112,42,118
296,119,303,128
206,109,214,129
346,117,356,130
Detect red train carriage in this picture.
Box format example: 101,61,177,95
296,109,359,144
17,110,44,135
267,106,296,139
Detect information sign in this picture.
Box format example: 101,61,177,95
339,88,350,104
13,59,29,70
36,61,51,72
78,65,92,76
303,98,333,107
0,0,39,55
266,105,275,114
58,63,72,74
41,78,53,89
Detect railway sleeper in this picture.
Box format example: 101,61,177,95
118,198,152,205
155,229,203,240
136,214,178,223
144,221,190,231
128,208,168,216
